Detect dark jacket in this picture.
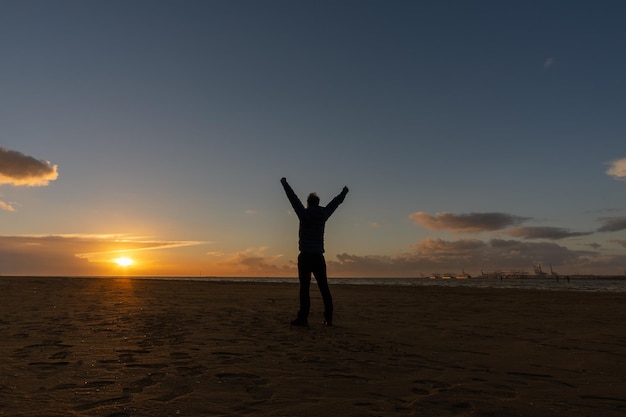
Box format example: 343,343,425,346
282,181,348,253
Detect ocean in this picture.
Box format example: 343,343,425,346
130,276,626,293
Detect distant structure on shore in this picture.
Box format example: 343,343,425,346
425,264,559,280
426,270,471,280
480,263,559,280
423,264,626,280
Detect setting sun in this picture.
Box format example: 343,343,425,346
114,257,133,267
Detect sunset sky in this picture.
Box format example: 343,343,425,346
1,1,626,277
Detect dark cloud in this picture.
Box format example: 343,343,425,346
214,248,294,276
0,235,94,276
585,243,602,249
409,211,529,233
597,217,626,232
327,238,598,277
0,147,59,186
508,227,592,240
577,253,626,275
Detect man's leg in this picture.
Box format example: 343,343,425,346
312,254,333,325
293,253,312,325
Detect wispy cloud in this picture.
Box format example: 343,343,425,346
508,226,592,240
0,147,59,186
597,217,626,232
0,234,207,276
544,57,555,69
409,211,529,233
0,200,16,212
606,158,626,180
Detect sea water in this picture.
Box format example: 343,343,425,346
138,276,626,293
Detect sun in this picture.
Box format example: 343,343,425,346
114,257,133,267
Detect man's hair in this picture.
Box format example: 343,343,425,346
307,192,320,207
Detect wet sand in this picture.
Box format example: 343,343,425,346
1,276,625,416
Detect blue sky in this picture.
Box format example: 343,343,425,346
1,1,625,277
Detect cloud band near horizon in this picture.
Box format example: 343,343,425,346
409,211,529,233
508,226,592,240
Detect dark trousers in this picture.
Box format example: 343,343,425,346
297,252,333,321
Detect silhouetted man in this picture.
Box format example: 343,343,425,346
281,177,349,327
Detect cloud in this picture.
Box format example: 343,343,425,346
0,200,16,212
410,211,529,233
507,226,592,240
544,57,555,69
0,235,97,276
369,222,381,228
2,232,621,277
597,217,626,232
411,238,585,270
213,247,291,276
328,237,598,277
0,234,207,276
610,240,626,249
76,238,205,259
0,148,59,186
606,158,626,180
585,243,602,249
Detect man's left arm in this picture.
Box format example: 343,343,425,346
325,186,349,218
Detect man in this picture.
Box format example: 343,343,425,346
281,177,349,327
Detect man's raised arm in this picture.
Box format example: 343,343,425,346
281,177,305,217
325,186,349,217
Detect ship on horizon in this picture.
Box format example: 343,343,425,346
480,263,559,279
426,270,471,280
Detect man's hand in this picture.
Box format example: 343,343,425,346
343,186,349,194
281,177,287,184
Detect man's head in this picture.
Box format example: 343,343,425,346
307,192,320,207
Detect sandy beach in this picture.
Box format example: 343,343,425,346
0,277,625,417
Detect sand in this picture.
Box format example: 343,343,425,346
0,277,625,417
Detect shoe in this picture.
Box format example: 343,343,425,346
323,318,333,326
290,318,308,327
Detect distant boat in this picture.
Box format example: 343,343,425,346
429,271,471,279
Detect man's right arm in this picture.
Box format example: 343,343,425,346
281,178,305,217
325,186,349,217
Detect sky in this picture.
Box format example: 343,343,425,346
1,0,626,277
